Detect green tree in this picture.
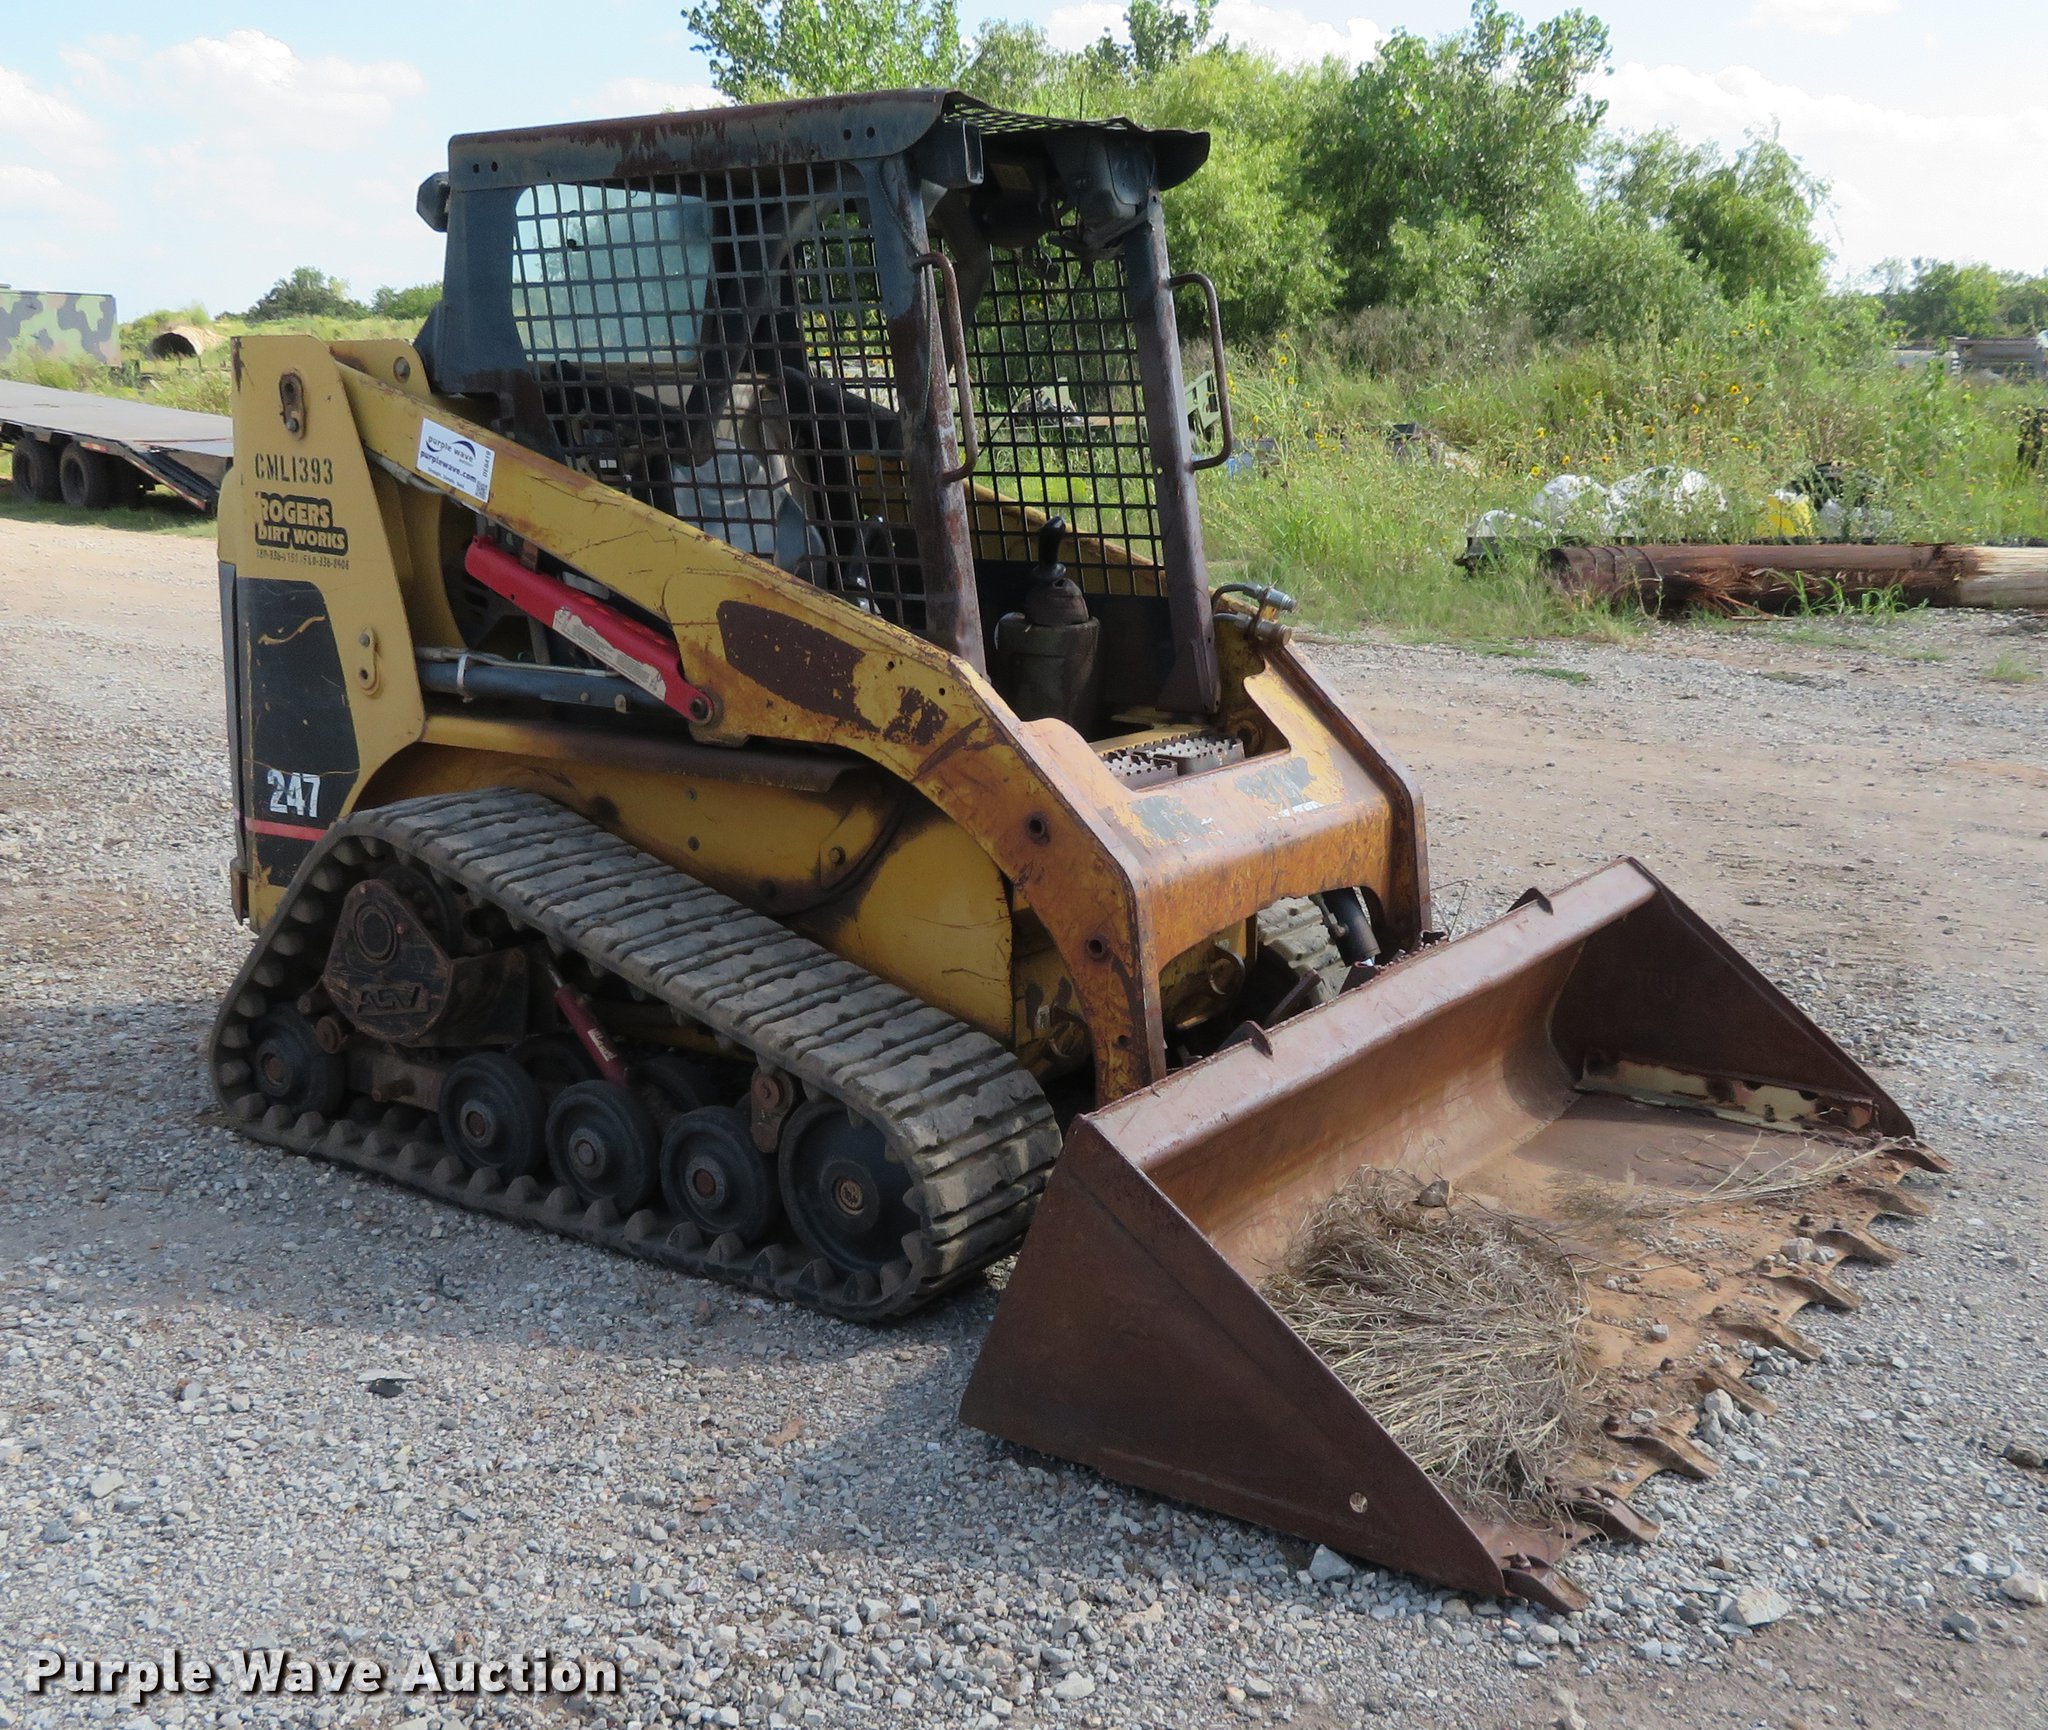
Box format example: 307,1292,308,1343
943,8,1346,337
1379,214,1496,313
961,7,1172,119
1600,131,1827,302
1998,272,2048,336
962,20,1068,107
1127,48,1346,337
370,283,443,321
1876,259,2048,340
1508,198,1716,342
1310,0,1611,308
244,267,366,323
1887,260,2004,341
681,0,966,101
1094,0,1217,76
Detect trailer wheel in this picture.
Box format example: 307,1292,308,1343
11,438,62,503
58,443,115,511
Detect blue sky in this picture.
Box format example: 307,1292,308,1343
3,0,2045,314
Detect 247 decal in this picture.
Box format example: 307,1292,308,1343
265,769,324,819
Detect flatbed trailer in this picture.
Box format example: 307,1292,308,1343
0,379,231,513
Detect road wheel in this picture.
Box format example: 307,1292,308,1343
58,443,114,510
662,1105,780,1244
547,1080,660,1212
438,1053,547,1180
249,1012,348,1119
779,1098,916,1274
11,439,61,503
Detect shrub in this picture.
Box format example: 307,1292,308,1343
370,284,442,322
245,268,367,323
1509,200,1718,344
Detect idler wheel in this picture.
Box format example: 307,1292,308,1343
661,1105,780,1244
438,1053,547,1179
546,1080,659,1211
248,1012,347,1118
375,862,462,951
778,1098,915,1273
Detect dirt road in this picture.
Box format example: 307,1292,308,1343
1,514,2043,1730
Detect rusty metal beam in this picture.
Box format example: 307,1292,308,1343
1544,543,2048,614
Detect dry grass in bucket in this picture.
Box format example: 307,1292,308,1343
1262,1170,1595,1524
1550,1133,1899,1235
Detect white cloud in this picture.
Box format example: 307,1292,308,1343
0,162,72,212
1745,0,1898,36
1602,60,2048,273
62,33,440,309
73,34,145,63
1604,60,2048,156
594,77,728,117
1043,3,1122,51
1214,2,1383,67
58,34,144,93
0,64,101,146
53,53,121,102
152,31,424,135
1045,2,1382,67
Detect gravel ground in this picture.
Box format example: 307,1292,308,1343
1,516,2045,1730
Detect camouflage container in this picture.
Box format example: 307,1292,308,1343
0,292,121,366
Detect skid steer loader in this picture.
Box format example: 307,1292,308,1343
212,91,1940,1610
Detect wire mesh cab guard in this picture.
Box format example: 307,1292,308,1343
417,91,1221,711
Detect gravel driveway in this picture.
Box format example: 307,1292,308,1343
1,516,2043,1730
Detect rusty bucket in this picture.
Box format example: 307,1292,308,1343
961,860,1940,1609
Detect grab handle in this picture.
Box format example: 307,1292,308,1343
914,251,980,485
1170,271,1235,473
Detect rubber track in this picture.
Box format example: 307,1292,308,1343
1254,896,1348,999
209,789,1062,1321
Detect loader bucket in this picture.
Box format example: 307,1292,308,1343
962,860,1941,1611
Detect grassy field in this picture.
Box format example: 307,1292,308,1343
1199,302,2048,640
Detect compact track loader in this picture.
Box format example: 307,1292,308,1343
212,91,1940,1609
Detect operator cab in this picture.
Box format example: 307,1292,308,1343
414,91,1227,730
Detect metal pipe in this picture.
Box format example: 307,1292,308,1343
416,651,667,715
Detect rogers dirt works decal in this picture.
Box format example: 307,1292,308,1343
253,492,350,563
